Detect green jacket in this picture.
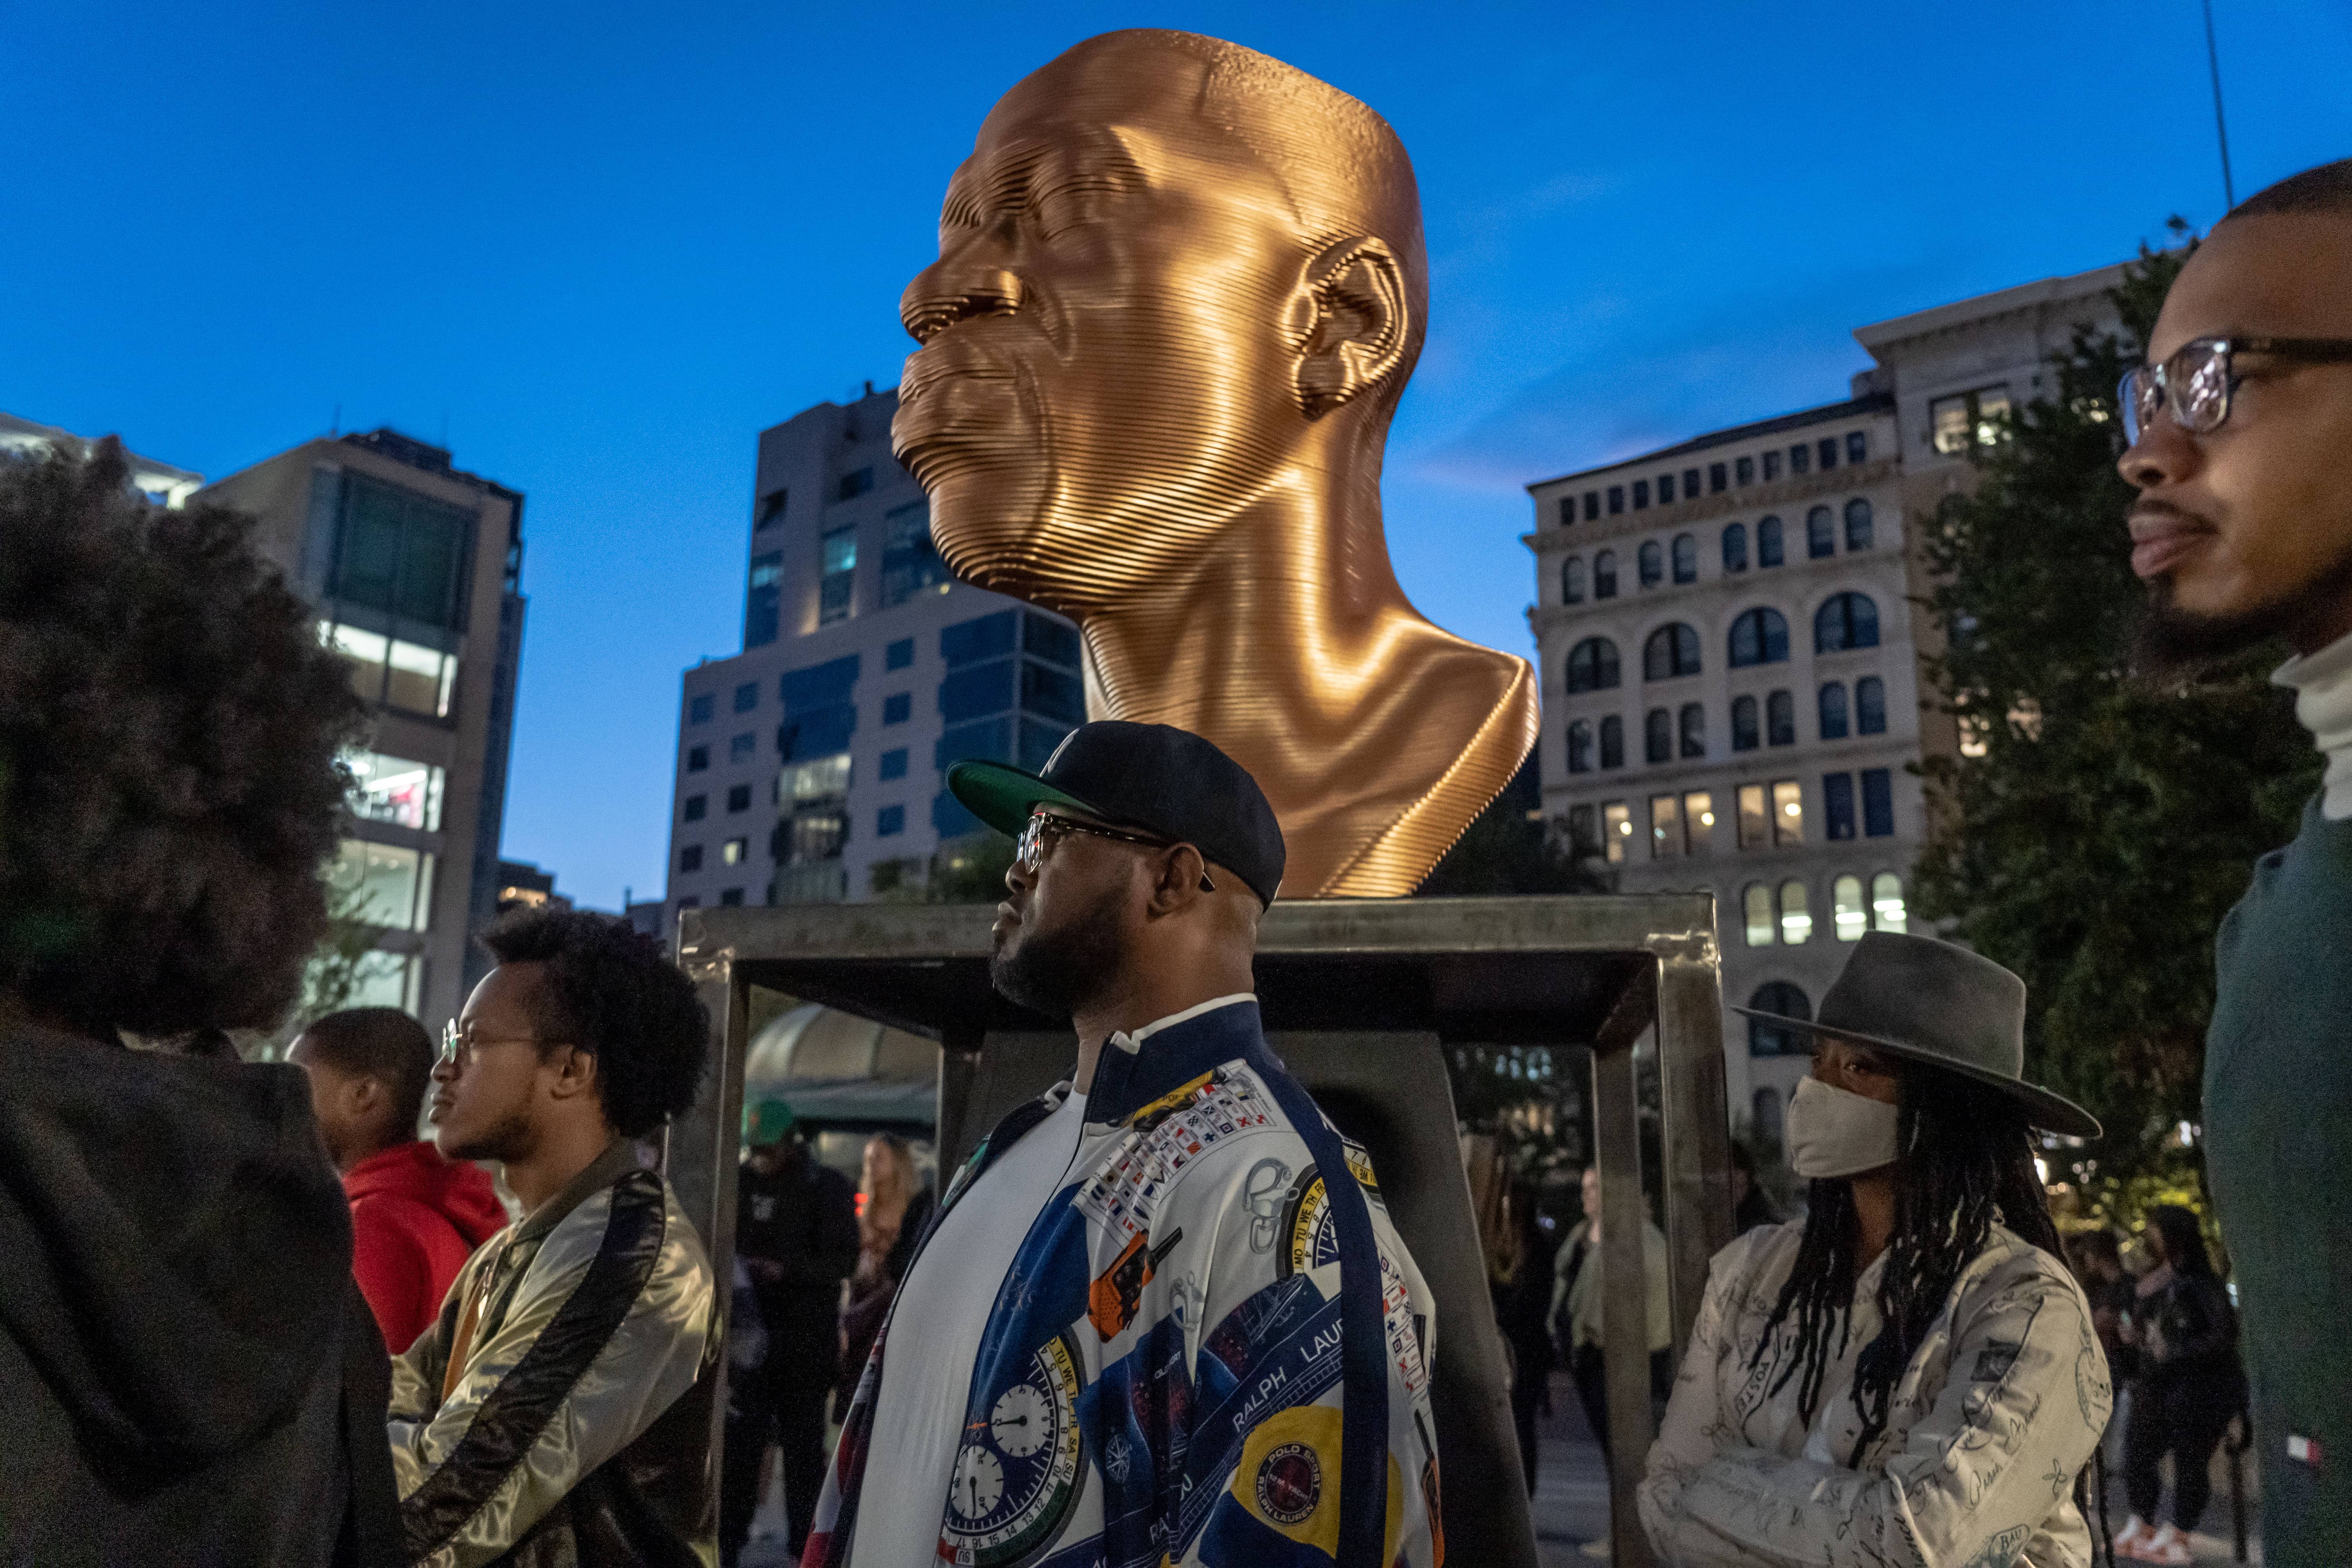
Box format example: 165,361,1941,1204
1550,1215,1673,1354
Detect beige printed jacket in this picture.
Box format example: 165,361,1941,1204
1638,1221,2112,1568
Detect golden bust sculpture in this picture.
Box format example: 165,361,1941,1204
893,29,1538,897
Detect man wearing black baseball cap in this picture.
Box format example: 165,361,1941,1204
802,722,1445,1568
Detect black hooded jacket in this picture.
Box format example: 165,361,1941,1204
0,1026,403,1567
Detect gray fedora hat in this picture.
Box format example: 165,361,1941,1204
1734,931,2101,1139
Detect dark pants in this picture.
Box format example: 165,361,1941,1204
2124,1371,2239,1531
721,1352,832,1566
1509,1362,1546,1495
1569,1344,1673,1463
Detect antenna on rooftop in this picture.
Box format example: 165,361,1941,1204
2202,0,2236,211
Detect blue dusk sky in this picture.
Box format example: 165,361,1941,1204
4,1,2347,909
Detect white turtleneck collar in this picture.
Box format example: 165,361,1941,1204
2274,626,2352,820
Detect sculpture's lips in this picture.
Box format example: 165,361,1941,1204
895,341,1026,456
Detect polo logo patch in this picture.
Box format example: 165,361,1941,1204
1254,1441,1321,1525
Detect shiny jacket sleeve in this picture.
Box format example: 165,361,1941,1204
1637,1245,2110,1568
387,1169,713,1568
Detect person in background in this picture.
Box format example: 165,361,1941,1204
392,907,715,1568
723,1099,857,1566
2115,1207,2245,1565
836,1132,933,1417
1550,1165,1672,1463
2118,156,2352,1566
2071,1228,2140,1387
1492,1185,1561,1499
290,1007,508,1352
1729,1141,1783,1235
1639,934,2109,1568
0,442,399,1566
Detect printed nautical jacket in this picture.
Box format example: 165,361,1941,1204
803,998,1445,1568
388,1138,718,1568
1637,1221,2111,1568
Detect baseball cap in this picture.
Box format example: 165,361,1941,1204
743,1098,797,1147
946,721,1286,906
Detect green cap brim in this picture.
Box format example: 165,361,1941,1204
944,758,1106,838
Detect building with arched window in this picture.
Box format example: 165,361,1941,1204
1644,622,1702,681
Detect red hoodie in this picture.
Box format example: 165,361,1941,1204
343,1140,510,1353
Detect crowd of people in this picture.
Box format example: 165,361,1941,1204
0,130,2345,1568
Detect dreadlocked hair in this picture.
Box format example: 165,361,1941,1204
1753,1064,2066,1462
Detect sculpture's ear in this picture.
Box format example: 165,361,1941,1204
1293,236,1410,420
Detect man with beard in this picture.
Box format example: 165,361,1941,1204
801,721,1444,1568
389,907,717,1567
2118,157,2352,1566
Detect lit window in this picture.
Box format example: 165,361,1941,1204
721,838,749,866
1731,695,1760,752
1649,793,1682,859
1772,779,1804,845
1872,872,1908,932
1807,505,1835,559
746,552,783,648
1819,682,1849,740
1857,677,1887,735
1737,783,1768,849
1743,883,1776,946
1825,772,1857,840
1834,875,1867,940
1845,498,1874,551
818,525,857,625
1682,789,1714,854
345,750,444,831
784,753,852,804
1930,385,2012,454
1721,523,1748,573
1639,540,1664,587
1779,878,1812,943
342,951,422,1014
1758,515,1785,568
325,623,458,719
1672,533,1698,584
1603,801,1632,864
330,838,434,931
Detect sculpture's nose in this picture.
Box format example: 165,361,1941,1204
900,265,1023,345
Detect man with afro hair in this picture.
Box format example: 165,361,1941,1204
388,904,717,1567
0,441,401,1565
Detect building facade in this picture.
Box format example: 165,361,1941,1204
663,387,1082,920
1524,258,2129,1145
1,410,204,506
198,430,527,1028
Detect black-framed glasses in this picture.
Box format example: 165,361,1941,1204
2120,336,2352,444
1015,810,1216,893
440,1019,544,1071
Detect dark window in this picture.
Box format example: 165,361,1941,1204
1593,550,1619,599
777,654,860,761
1825,771,1857,840
836,466,874,501
1844,498,1874,551
883,692,911,725
686,745,710,772
688,693,714,725
1818,436,1839,471
745,550,783,648
677,895,700,911
1807,505,1836,559
1846,431,1868,465
1728,607,1790,667
1633,479,1650,510
1679,702,1706,759
1566,637,1621,693
1599,716,1625,769
679,844,704,872
727,783,752,813
1709,462,1728,494
1815,592,1881,653
1608,485,1625,515
1561,557,1586,605
1657,473,1674,504
886,637,915,671
1722,523,1749,572
683,794,707,822
1736,455,1756,486
1020,718,1070,772
1819,681,1849,739
1747,981,1812,1056
882,500,951,606
1023,612,1082,668
1672,533,1697,584
1558,497,1576,528
733,681,759,713
1644,623,1702,681
1684,466,1702,497
817,526,855,624
1645,708,1672,764
1639,539,1664,586
1862,768,1895,837
329,471,473,631
877,804,906,837
1763,451,1782,482
730,732,755,762
1767,689,1796,746
1856,676,1887,735
942,610,1017,667
719,887,744,907
939,660,1016,724
1584,491,1600,522
755,489,788,531
879,747,908,780
934,716,1013,773
1019,659,1085,725
1758,516,1785,567
1731,695,1760,751
1789,442,1811,475
931,791,980,840
1567,720,1593,773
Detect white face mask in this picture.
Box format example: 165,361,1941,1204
1784,1075,1900,1179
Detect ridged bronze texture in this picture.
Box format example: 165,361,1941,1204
894,29,1538,897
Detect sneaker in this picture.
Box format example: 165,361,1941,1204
2140,1524,2192,1565
1578,1540,1612,1560
2112,1515,2151,1559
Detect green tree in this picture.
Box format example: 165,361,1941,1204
1414,760,1613,897
1913,230,2321,1231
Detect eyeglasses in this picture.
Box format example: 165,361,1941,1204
2120,336,2352,444
1015,811,1216,893
440,1020,544,1070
